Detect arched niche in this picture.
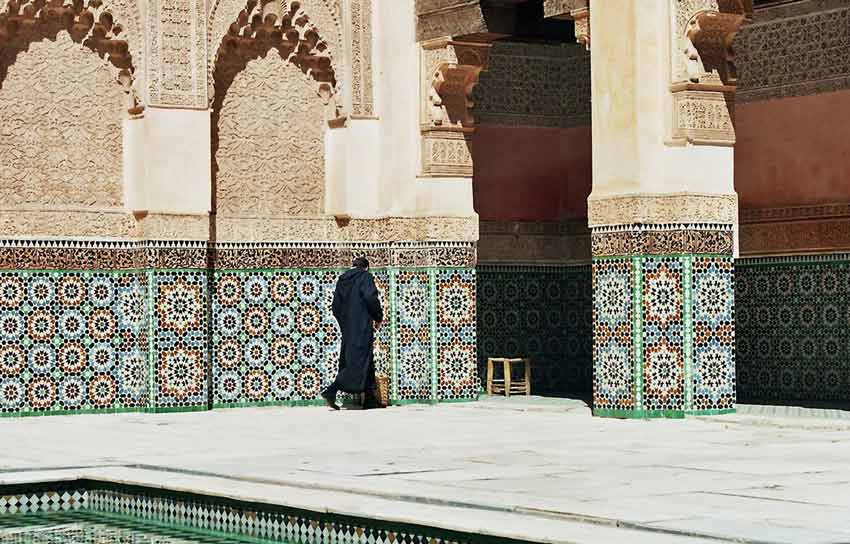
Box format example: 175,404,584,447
209,0,340,228
0,0,142,237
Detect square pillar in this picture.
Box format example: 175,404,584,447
588,0,751,418
592,224,736,418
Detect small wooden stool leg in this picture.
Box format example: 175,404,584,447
504,359,512,398
486,358,494,395
524,358,532,395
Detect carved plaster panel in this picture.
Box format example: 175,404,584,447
147,0,208,108
591,226,734,257
213,53,327,220
671,89,735,145
350,0,373,116
739,203,850,255
473,41,590,128
0,33,135,239
137,214,211,241
587,193,738,228
420,38,489,178
736,1,850,102
208,0,344,107
214,216,480,243
0,0,141,112
0,210,137,239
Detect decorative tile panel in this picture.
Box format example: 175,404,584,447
395,270,433,402
0,271,148,415
477,265,592,396
0,480,519,544
0,242,478,416
692,257,736,411
592,259,635,413
436,269,477,401
642,258,685,412
211,270,339,407
736,255,850,402
591,226,737,418
152,271,208,411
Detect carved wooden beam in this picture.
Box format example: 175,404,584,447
670,0,753,147
683,1,753,86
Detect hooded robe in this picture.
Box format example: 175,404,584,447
331,267,384,393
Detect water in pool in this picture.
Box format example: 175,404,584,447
0,512,276,544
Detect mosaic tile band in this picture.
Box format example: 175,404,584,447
0,242,478,416
0,241,477,271
0,480,536,544
592,254,736,418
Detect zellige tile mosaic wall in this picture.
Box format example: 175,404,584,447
0,241,478,417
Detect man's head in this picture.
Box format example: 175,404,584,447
352,256,369,270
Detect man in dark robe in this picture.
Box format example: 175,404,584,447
321,256,384,410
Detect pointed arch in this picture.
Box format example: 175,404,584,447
0,0,141,111
208,0,343,107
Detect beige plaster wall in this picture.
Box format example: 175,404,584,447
590,0,734,201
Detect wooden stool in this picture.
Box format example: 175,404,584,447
486,358,531,396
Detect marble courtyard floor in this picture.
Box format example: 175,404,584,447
2,397,850,544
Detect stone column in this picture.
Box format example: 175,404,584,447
589,0,748,418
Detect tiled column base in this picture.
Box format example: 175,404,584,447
591,226,736,418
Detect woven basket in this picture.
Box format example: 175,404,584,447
376,375,390,408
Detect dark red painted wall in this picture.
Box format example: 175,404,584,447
472,125,592,221
473,89,850,223
735,89,850,209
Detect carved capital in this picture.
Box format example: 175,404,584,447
423,38,490,128
420,38,489,178
677,1,752,87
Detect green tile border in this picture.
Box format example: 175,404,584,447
683,255,694,412
592,408,686,419
0,479,543,544
632,256,643,412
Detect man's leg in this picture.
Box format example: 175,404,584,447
362,357,378,409
321,381,340,410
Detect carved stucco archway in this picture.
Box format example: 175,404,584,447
208,0,344,107
0,0,143,238
210,0,341,235
0,0,142,110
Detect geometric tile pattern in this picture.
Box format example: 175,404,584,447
395,270,433,402
0,271,147,416
592,254,737,418
477,265,592,396
0,481,498,544
592,259,635,412
0,242,478,417
0,489,88,515
152,272,208,411
736,255,850,402
642,258,684,412
211,270,339,407
692,257,736,411
436,269,477,401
